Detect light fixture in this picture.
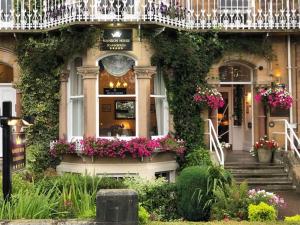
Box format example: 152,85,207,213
108,81,128,89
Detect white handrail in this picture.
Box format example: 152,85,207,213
205,119,224,166
273,119,300,159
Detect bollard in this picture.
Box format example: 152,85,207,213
96,189,138,225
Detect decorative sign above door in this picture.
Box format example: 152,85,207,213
101,29,132,51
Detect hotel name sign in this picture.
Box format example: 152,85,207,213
101,29,132,51
11,132,26,171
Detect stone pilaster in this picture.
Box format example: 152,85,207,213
134,66,156,138
77,66,99,137
59,69,70,139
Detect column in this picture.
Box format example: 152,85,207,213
134,66,156,138
59,69,69,139
77,66,99,137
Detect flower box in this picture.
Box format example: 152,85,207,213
61,151,177,164
50,136,185,161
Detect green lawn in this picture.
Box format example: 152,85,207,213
148,222,295,225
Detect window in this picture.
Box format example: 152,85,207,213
69,57,84,138
0,63,13,83
98,55,136,137
219,0,249,10
1,0,12,15
150,70,169,137
219,64,251,83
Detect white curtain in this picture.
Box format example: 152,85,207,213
70,58,84,137
154,71,168,135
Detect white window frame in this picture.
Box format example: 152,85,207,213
67,57,84,141
150,70,169,139
96,54,138,140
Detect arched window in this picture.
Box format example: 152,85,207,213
98,55,136,137
69,57,84,138
219,64,252,83
0,63,13,83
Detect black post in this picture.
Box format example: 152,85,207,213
1,101,12,200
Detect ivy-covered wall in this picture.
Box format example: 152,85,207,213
16,27,99,173
149,30,273,155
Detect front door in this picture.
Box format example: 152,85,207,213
0,85,16,157
218,87,233,147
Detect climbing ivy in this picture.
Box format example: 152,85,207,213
16,27,100,173
149,30,273,153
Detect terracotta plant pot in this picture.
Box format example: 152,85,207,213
257,148,273,163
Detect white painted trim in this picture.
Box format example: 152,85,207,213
98,94,136,98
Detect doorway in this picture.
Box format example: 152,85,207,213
217,63,254,151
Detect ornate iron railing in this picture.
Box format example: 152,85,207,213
1,0,300,30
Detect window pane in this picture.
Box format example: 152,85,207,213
99,97,136,137
70,58,83,96
99,69,135,95
0,64,13,83
72,98,84,136
1,0,12,14
219,65,251,82
150,72,168,136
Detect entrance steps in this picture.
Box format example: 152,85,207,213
225,151,294,191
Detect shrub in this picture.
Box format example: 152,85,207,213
248,202,277,222
0,185,59,219
185,146,212,167
124,177,179,221
211,181,249,220
285,214,300,222
248,189,285,209
139,205,150,225
176,166,231,221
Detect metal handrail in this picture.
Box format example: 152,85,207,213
273,119,300,159
205,119,224,166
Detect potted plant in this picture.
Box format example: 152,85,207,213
254,136,279,163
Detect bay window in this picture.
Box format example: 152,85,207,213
98,55,136,137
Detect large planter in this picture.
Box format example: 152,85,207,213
257,148,273,163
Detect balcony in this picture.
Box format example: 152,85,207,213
0,0,299,31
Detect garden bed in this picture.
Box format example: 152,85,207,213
149,222,296,225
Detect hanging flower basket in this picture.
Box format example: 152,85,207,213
254,86,293,109
193,85,225,110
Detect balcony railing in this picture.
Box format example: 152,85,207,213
1,0,300,30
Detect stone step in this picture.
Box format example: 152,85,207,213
228,169,286,175
244,184,295,191
232,173,288,178
225,164,285,169
236,177,292,184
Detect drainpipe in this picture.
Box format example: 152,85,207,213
288,35,293,124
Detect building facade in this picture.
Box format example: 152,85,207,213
0,0,300,179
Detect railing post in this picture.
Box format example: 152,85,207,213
285,121,288,151
209,122,212,152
